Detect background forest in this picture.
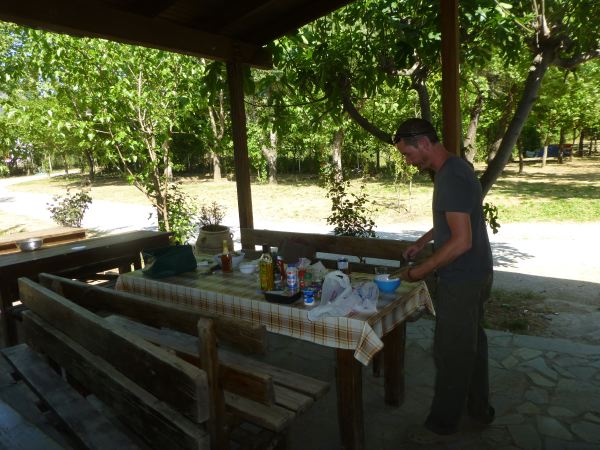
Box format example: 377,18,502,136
0,0,598,240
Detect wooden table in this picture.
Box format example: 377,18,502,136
116,268,434,450
0,230,171,347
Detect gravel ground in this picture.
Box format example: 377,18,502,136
2,173,599,343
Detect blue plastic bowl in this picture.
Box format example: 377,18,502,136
374,277,401,293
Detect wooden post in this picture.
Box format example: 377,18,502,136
440,0,461,156
226,61,254,233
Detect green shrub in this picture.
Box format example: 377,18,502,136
163,182,200,244
47,189,92,227
321,164,376,238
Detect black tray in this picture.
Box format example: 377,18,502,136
264,290,302,304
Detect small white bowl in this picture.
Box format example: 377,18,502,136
239,262,256,274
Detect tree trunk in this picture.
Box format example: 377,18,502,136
332,128,344,171
518,143,524,174
412,76,432,123
463,92,484,163
260,130,278,184
480,44,556,196
211,151,222,180
62,154,69,175
558,128,565,164
541,144,548,167
85,149,95,181
578,130,585,157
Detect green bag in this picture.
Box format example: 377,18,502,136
142,244,197,278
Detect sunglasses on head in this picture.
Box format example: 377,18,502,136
392,130,428,145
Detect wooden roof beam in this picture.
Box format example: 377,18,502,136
222,0,356,45
0,0,272,68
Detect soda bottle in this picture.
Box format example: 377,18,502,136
220,240,232,273
259,244,274,291
286,263,299,293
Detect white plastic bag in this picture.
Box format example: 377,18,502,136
308,271,379,321
351,281,379,314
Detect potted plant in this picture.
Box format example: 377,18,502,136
195,202,233,255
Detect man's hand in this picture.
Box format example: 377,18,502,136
402,242,423,261
390,266,413,282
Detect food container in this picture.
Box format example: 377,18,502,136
16,238,43,252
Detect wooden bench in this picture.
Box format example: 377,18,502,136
17,273,329,449
240,228,433,272
1,344,144,449
0,226,87,255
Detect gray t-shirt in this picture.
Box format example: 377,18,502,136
432,156,493,282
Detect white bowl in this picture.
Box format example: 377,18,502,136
239,262,256,274
214,251,245,268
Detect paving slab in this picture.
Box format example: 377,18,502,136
263,320,600,449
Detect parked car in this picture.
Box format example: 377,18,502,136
524,144,572,158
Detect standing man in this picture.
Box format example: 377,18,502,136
393,118,494,445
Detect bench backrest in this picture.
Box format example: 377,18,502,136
38,273,266,355
18,277,211,450
240,228,433,270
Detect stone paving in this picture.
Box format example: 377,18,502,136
258,319,600,450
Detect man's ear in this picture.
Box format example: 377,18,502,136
417,135,432,151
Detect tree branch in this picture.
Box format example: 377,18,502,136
339,78,393,145
554,49,600,69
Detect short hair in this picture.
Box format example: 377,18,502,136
393,118,439,146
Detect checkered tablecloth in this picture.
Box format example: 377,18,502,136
116,269,434,365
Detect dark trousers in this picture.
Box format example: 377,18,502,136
425,274,493,435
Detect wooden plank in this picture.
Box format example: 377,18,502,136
219,352,329,400
0,397,65,450
0,0,272,68
0,227,87,254
22,311,209,450
224,392,294,433
240,228,433,264
110,316,298,433
271,385,312,414
39,273,266,355
440,0,461,156
197,318,227,450
104,315,276,407
2,344,140,450
18,278,209,423
0,356,76,450
103,314,327,403
227,61,254,230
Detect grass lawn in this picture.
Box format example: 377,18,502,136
6,156,600,229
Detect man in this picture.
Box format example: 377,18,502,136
393,118,494,445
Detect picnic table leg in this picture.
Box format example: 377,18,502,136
372,351,382,377
336,349,365,450
382,321,406,406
